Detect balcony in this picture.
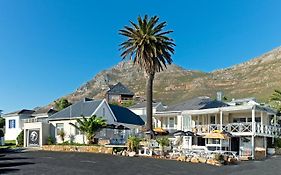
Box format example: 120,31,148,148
23,118,48,123
193,122,281,137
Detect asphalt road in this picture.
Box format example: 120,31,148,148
0,149,281,175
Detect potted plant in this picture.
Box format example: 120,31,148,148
127,136,141,157
156,137,170,156
58,130,66,143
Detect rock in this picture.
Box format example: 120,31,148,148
190,157,199,163
198,157,207,163
177,156,186,162
185,157,191,162
206,159,215,165
228,157,238,165
213,160,222,166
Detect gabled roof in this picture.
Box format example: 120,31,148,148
165,97,229,111
109,105,144,126
48,98,103,120
33,107,57,115
4,109,34,116
129,101,162,109
106,82,134,96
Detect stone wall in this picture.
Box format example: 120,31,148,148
42,145,113,154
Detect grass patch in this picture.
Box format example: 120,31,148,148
0,140,17,149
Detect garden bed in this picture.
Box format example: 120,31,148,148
42,145,113,154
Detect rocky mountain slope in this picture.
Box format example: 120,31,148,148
64,46,281,105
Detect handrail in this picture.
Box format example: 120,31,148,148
193,122,281,136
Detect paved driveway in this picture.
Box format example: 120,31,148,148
0,150,281,175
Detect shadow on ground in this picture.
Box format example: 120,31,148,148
0,148,34,174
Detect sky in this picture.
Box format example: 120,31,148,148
0,0,281,113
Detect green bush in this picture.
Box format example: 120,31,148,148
16,130,24,147
275,137,281,148
127,136,141,152
47,136,55,145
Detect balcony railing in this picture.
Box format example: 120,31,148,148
23,118,48,123
193,122,281,136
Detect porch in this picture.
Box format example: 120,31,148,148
193,122,281,137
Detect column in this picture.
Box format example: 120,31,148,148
251,106,256,159
220,110,223,131
261,111,263,133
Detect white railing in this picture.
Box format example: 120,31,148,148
193,122,281,136
23,118,48,123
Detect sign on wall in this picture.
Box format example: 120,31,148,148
28,129,40,147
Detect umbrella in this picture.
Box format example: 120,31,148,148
153,128,169,135
203,132,229,139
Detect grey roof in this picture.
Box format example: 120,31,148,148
48,98,103,120
129,102,162,109
231,97,257,103
107,82,134,96
109,105,144,126
4,109,34,116
165,97,229,111
33,107,57,115
256,105,277,114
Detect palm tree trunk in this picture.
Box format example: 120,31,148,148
146,73,155,138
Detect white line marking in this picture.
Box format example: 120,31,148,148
80,160,97,164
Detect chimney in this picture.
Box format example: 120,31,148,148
216,91,223,101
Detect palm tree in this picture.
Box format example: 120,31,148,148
270,89,281,112
70,115,107,144
119,15,175,137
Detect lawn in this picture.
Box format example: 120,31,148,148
0,140,17,149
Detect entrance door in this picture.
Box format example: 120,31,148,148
231,137,240,155
28,129,40,147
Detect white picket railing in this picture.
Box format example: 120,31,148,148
193,122,281,136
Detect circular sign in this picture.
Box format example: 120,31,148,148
30,131,38,142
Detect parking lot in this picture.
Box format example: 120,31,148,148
0,150,281,175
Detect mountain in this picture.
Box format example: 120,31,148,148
63,46,281,105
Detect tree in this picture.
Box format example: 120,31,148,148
269,90,281,112
70,115,107,144
0,117,4,129
54,98,72,111
119,15,175,137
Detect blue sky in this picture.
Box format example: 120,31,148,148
1,0,281,113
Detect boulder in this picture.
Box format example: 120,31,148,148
206,159,215,165
191,157,199,163
198,157,207,163
227,157,238,165
185,157,191,162
177,155,186,162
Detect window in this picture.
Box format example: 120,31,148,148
56,123,64,135
74,122,82,135
169,117,175,128
233,118,246,123
210,116,216,124
8,119,16,128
